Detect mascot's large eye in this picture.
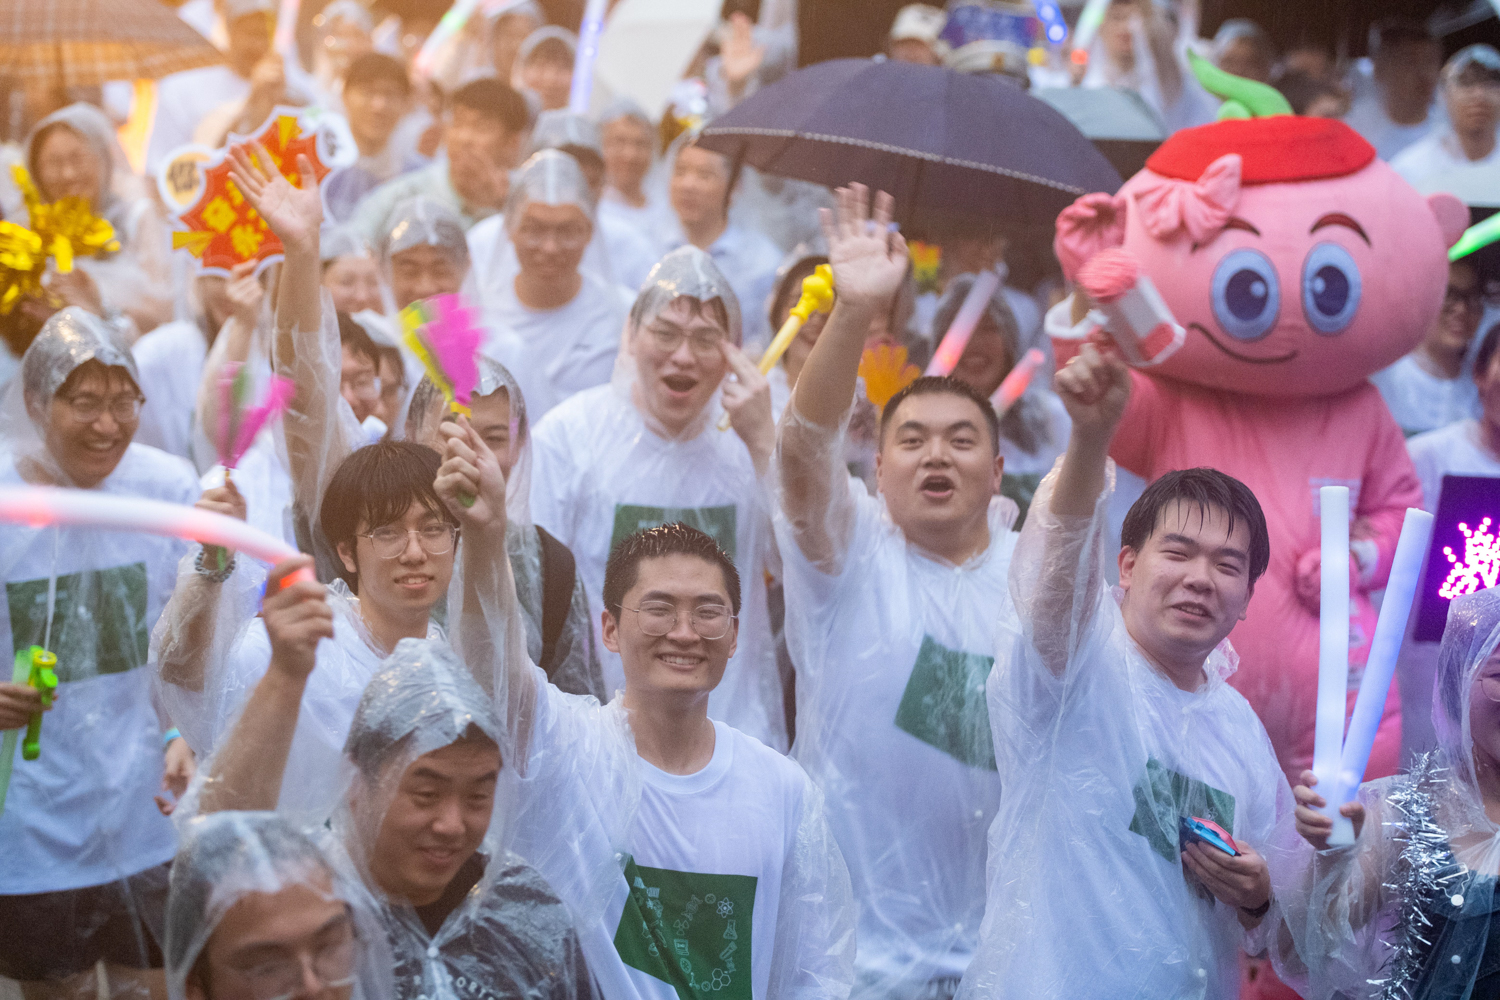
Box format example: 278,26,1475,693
1211,248,1280,341
1301,242,1362,335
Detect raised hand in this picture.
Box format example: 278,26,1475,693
719,339,774,472
1054,339,1131,443
1292,770,1366,851
436,414,507,533
227,142,322,256
263,555,332,684
818,183,908,311
720,12,767,91
225,259,264,327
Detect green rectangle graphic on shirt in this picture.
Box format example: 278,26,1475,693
1128,756,1237,867
611,505,737,562
613,856,756,1000
6,563,149,680
893,635,997,771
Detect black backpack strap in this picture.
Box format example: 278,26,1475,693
535,525,576,678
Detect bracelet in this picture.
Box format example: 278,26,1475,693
195,545,236,583
162,728,181,748
1240,897,1271,919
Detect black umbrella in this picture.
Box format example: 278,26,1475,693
696,58,1122,234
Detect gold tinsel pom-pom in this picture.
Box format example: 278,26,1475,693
1,166,119,314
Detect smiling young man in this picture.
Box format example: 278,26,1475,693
431,417,854,1000
529,246,789,748
195,570,592,1000
775,185,1016,1000
957,341,1299,1000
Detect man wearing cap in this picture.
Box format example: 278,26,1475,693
888,5,948,66
1392,45,1500,187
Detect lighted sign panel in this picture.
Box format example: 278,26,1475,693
1416,475,1500,641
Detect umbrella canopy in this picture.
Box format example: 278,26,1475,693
696,58,1122,233
1034,86,1166,181
2,0,223,92
592,0,720,119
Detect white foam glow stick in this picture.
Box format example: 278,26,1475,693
274,0,302,57
413,0,485,77
1313,485,1353,842
926,269,1002,377
0,488,310,583
991,348,1045,417
568,0,610,113
1071,0,1111,56
1326,508,1434,844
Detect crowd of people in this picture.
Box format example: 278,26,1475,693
0,0,1499,999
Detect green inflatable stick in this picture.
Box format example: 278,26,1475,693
1187,50,1294,120
1450,212,1500,262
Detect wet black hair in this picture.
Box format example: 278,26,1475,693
1120,468,1271,583
319,441,457,591
336,311,381,370
879,375,1001,458
451,78,530,136
603,523,741,617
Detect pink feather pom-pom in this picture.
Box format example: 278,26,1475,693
424,295,482,409
226,375,295,469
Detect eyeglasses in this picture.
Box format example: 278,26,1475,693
622,601,736,640
359,523,457,559
341,373,382,401
60,393,144,424
514,222,591,251
643,325,726,359
1479,673,1500,703
227,921,361,1000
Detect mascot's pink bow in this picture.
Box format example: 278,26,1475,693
1132,153,1243,243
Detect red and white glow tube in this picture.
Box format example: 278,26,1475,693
1076,249,1185,367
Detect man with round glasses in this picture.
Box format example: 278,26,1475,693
0,308,203,1000
529,246,788,749
427,414,854,1000
474,150,632,421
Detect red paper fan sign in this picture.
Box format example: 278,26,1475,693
164,107,350,276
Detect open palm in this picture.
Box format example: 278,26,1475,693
820,183,908,308
227,143,322,254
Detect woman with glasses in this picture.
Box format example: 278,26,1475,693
0,308,204,1000
475,150,632,422
529,247,787,750
1276,587,1500,999
1372,260,1487,436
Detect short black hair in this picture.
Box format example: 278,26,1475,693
1121,468,1271,583
1370,18,1437,58
319,441,457,590
603,523,741,617
451,78,530,136
879,375,1001,457
343,52,411,96
1274,70,1346,116
1476,321,1500,383
349,721,498,782
336,311,380,370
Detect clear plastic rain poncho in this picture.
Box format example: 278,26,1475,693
164,811,395,1000
1268,587,1500,999
25,103,173,332
404,355,605,700
528,247,790,749
597,98,670,242
773,377,1019,997
445,486,855,1000
470,150,629,422
957,460,1300,1000
0,309,197,906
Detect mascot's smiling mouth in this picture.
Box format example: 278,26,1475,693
1190,323,1299,365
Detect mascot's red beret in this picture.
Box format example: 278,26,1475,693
1146,116,1375,185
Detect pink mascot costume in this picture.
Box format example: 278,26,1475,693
1050,68,1469,787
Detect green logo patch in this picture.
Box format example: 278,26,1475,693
1128,756,1237,866
893,635,997,771
613,856,757,1000
611,505,738,562
6,563,149,680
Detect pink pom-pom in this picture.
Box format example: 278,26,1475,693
424,295,482,409
1077,249,1139,304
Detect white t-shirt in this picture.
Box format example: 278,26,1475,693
513,675,847,1000
1390,127,1500,188
776,481,1016,990
478,273,631,422
1407,418,1500,513
1370,354,1480,436
147,66,251,175
132,319,209,465
1344,86,1443,162
964,475,1294,1000
0,445,197,893
530,385,785,749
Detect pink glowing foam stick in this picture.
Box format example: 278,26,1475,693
992,348,1045,417
926,269,1002,377
1076,248,1185,367
0,487,313,586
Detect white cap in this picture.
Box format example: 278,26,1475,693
890,4,947,45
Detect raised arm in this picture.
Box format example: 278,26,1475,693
155,479,249,692
198,556,332,813
194,260,265,449
778,184,908,570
